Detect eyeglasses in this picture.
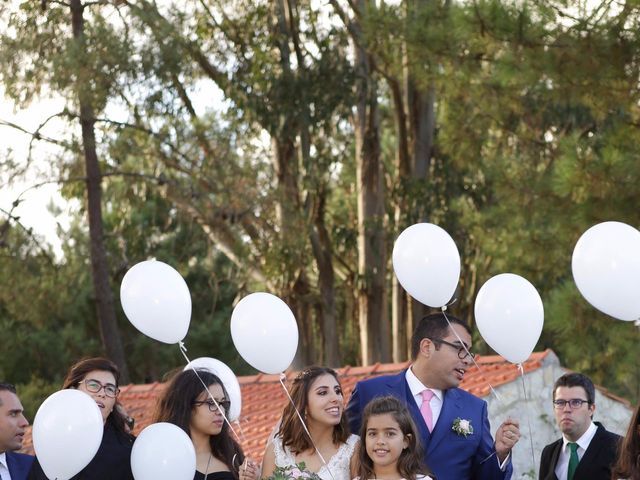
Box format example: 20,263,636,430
553,399,590,409
82,379,120,398
193,399,231,413
430,338,475,360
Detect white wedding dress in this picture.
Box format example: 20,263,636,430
272,434,359,480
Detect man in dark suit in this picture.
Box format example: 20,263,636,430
346,313,520,480
0,382,33,480
539,373,621,480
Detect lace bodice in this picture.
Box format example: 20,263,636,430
272,434,359,480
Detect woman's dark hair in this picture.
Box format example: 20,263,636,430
62,357,131,439
611,402,640,480
154,369,244,480
356,396,433,480
278,366,350,453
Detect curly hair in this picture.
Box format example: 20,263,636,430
277,366,350,453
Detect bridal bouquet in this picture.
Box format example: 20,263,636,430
264,463,323,480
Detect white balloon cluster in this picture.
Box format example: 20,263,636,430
393,220,639,365
392,223,544,364
34,219,638,480
34,259,300,480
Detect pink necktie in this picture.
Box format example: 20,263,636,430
420,389,435,432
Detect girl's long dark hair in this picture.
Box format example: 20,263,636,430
611,402,640,480
62,357,132,441
278,366,350,453
356,396,434,480
154,369,244,480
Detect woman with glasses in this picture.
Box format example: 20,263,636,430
154,369,259,480
28,357,135,479
261,366,358,480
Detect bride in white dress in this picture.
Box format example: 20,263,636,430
261,366,359,480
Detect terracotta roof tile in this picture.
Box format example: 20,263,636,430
20,351,551,460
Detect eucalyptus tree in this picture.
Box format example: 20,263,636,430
116,0,355,366
0,0,142,380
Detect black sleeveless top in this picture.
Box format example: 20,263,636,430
194,471,236,480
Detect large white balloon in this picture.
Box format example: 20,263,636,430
32,390,104,480
475,273,544,364
131,423,196,480
572,221,640,321
184,357,242,421
392,223,461,308
120,260,192,344
231,292,298,374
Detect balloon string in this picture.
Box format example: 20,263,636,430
178,342,241,443
440,309,503,404
518,363,537,479
278,374,335,480
233,418,249,445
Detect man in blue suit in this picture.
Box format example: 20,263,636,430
0,382,33,480
346,313,520,480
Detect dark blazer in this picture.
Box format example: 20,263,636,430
6,451,34,480
345,370,512,480
538,422,621,480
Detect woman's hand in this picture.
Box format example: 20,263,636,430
240,457,260,480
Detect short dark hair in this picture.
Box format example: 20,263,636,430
0,383,17,406
0,382,17,394
553,373,596,404
411,313,471,359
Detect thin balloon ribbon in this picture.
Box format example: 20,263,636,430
518,363,537,479
278,373,336,480
441,308,503,403
233,418,249,446
179,341,241,442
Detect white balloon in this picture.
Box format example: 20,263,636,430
475,273,544,364
392,223,461,308
120,260,192,344
131,423,196,480
572,221,640,321
231,292,299,374
184,357,242,421
32,390,104,480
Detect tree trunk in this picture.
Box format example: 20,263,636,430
353,0,389,365
309,193,340,366
70,0,129,382
281,0,340,367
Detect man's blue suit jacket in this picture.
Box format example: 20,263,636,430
345,370,512,480
6,451,34,480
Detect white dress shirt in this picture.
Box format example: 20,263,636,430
405,366,510,471
0,451,13,480
554,421,598,480
406,367,444,425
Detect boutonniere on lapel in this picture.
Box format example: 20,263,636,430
452,417,474,437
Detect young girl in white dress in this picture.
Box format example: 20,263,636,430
355,396,434,480
262,366,359,480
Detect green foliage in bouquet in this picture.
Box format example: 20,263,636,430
263,463,323,480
